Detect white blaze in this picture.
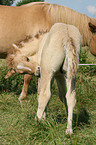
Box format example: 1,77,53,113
17,63,32,72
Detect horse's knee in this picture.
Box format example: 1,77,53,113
24,74,32,84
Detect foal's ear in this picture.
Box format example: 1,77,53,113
88,22,96,33
12,44,20,53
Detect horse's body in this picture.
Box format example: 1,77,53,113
0,2,96,58
7,23,82,134
0,2,51,58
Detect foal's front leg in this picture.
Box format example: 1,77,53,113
65,78,76,134
37,76,51,120
19,74,32,102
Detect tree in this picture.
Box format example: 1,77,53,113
16,0,44,6
0,0,15,5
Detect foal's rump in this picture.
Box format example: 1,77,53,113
41,23,82,78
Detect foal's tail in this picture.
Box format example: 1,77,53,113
63,38,80,79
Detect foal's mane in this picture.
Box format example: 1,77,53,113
14,30,48,49
7,30,48,67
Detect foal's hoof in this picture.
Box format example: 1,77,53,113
35,116,42,123
66,128,73,135
18,94,27,103
35,112,46,122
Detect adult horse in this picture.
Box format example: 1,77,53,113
0,2,96,58
0,2,96,99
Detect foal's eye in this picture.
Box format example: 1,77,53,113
26,57,30,62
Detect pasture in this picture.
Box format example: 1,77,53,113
0,47,96,145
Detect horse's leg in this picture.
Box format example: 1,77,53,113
19,74,32,102
36,75,51,120
65,78,76,134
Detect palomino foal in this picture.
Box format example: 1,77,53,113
36,23,82,134
7,23,82,134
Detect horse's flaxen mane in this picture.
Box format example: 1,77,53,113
21,3,96,46
48,4,96,46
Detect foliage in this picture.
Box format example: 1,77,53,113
16,0,44,6
0,0,15,5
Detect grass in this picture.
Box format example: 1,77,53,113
0,47,96,145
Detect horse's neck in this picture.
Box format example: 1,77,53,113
50,4,92,46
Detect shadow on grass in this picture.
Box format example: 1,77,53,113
56,114,67,124
73,107,90,128
54,107,90,128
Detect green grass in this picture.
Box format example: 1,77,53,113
0,47,96,145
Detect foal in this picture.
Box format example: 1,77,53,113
7,23,82,134
36,23,82,134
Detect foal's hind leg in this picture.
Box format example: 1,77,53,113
19,74,32,102
65,78,76,134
